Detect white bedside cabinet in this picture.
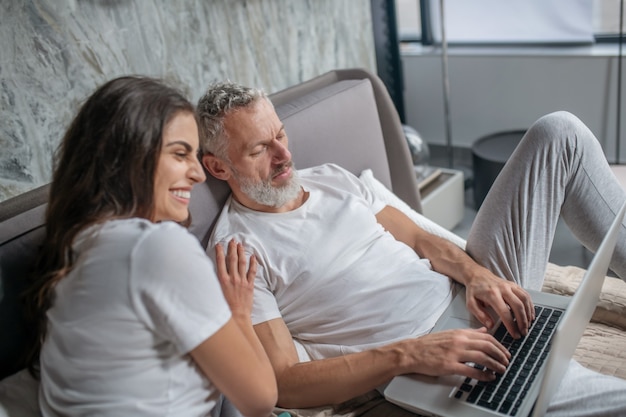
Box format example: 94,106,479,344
418,168,464,230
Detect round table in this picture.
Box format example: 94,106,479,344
472,130,526,210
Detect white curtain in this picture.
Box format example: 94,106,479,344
430,0,594,44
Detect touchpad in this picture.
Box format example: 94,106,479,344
439,315,482,331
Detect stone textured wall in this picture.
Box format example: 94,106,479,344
1,0,375,202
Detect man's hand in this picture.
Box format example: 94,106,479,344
254,319,513,408
403,327,510,381
464,272,535,338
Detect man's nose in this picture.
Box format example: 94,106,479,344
272,140,291,163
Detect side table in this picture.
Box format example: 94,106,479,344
472,130,526,210
420,168,464,230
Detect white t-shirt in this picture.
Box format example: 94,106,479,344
209,163,455,360
40,218,231,417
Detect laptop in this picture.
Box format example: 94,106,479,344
384,201,626,417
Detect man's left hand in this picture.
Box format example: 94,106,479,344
464,272,535,338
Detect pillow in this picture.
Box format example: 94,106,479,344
359,169,467,250
0,369,40,417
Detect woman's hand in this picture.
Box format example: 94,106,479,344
193,241,276,416
215,239,257,320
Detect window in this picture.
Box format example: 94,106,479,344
395,0,624,44
594,0,622,39
396,0,422,41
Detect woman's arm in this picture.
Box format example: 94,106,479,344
190,240,277,417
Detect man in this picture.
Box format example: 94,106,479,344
196,81,626,416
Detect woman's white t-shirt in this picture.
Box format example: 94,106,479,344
40,218,231,416
209,163,455,360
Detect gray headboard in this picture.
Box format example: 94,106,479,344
269,68,421,213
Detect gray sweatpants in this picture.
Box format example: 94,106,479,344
467,111,626,416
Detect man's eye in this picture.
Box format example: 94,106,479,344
251,145,267,156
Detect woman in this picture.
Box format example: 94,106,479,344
23,76,277,416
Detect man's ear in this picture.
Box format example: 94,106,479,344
202,154,230,181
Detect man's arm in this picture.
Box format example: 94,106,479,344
254,317,509,408
375,205,534,338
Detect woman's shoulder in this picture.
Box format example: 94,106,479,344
100,219,209,279
89,218,198,253
99,217,186,233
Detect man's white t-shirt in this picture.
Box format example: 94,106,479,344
209,163,455,360
40,218,231,417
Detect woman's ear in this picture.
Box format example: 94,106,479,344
202,154,230,181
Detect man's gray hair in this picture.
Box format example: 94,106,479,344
196,81,268,159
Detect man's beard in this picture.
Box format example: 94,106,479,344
231,162,302,208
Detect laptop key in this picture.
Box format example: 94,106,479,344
500,399,513,414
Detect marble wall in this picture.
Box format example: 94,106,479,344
1,0,376,202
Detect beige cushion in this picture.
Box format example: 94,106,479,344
543,263,626,378
543,264,626,330
574,322,626,379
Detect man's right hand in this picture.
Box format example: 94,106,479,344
399,327,510,381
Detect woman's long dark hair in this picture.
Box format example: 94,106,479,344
23,76,194,376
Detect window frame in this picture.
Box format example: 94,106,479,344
397,0,624,45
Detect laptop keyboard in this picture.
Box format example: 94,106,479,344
452,305,563,416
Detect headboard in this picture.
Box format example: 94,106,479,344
270,68,421,213
0,67,420,379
